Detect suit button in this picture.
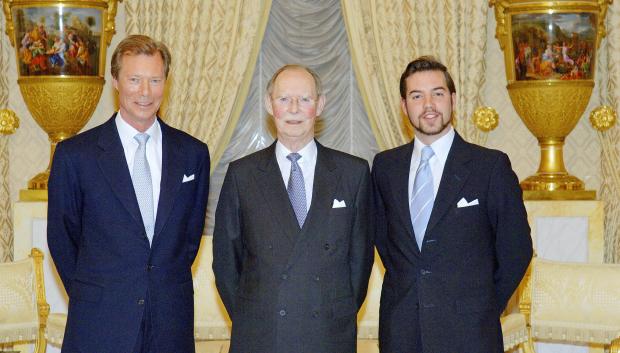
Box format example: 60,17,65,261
312,310,319,318
281,274,288,280
137,299,145,305
147,265,155,271
279,309,287,317
324,243,330,250
314,276,320,282
420,269,431,275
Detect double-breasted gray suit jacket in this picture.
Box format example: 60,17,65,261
213,141,373,353
47,115,210,353
372,132,532,353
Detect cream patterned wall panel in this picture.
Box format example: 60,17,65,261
483,10,602,192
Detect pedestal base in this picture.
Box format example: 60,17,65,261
19,189,48,202
520,173,595,200
523,189,596,200
28,171,49,190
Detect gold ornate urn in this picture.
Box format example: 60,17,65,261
3,0,120,199
490,0,612,200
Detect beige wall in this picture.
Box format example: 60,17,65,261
3,6,605,201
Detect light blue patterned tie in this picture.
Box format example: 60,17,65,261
411,146,435,250
133,133,154,245
287,153,307,227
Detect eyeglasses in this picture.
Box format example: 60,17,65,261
273,95,317,108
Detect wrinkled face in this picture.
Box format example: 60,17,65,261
265,68,325,148
113,53,166,132
401,70,455,145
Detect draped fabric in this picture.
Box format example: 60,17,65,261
124,0,272,169
0,10,13,263
599,1,620,263
205,0,378,234
341,0,489,150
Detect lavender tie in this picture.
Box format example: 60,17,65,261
287,153,307,227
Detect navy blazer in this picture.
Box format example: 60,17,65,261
372,132,532,353
213,141,373,353
47,115,210,353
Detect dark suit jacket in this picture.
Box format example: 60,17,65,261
372,132,532,353
213,141,373,353
47,115,210,353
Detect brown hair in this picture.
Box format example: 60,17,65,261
111,34,171,79
399,56,456,98
266,64,323,97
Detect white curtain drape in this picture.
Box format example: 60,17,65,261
599,1,620,263
342,0,489,149
0,10,14,262
205,0,377,234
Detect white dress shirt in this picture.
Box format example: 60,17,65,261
115,113,163,220
276,139,317,211
408,127,455,202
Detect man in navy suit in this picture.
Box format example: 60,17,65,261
213,64,373,353
47,35,210,353
372,56,532,352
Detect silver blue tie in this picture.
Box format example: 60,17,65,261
411,146,435,250
287,153,307,227
133,133,154,245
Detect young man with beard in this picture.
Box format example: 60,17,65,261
372,56,532,352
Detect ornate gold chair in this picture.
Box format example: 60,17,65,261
519,258,620,351
0,248,49,353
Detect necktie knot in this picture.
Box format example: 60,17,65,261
134,133,150,146
287,153,302,163
421,146,434,163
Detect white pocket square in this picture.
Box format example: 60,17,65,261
182,174,195,183
457,197,479,208
332,199,346,208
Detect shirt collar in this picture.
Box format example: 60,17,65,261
413,126,455,164
276,139,317,165
115,112,161,145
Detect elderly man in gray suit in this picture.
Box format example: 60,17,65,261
213,64,373,353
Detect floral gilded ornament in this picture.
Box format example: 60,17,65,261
0,109,19,135
472,106,499,132
589,105,617,132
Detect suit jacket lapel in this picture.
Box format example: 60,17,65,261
97,114,144,231
300,142,339,234
426,133,471,235
390,142,420,256
255,143,300,244
153,120,184,240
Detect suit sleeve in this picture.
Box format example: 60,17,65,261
349,162,374,309
371,156,388,263
47,142,82,291
186,144,210,262
488,153,533,311
212,163,244,317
